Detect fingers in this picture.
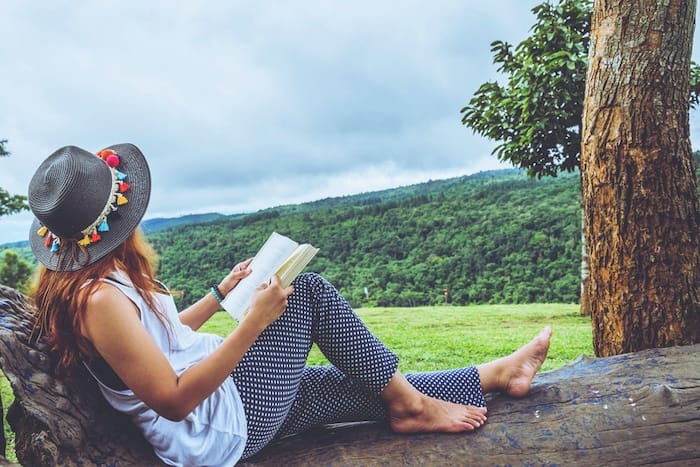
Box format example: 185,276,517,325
218,259,254,296
268,275,294,297
248,276,293,327
258,276,293,297
233,257,254,272
227,259,253,282
231,269,251,281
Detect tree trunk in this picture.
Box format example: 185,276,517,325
580,206,591,316
581,0,700,356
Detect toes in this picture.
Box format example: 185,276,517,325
463,408,487,429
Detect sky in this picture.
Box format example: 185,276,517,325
2,1,700,244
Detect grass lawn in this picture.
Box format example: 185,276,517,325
201,303,593,372
1,303,592,462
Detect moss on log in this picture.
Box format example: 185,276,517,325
1,284,698,466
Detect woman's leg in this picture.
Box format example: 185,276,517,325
276,365,388,438
233,273,399,459
383,326,551,434
276,326,552,437
234,272,551,458
276,365,488,439
295,273,490,434
270,275,491,437
274,340,552,441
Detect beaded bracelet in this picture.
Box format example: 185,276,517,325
210,284,225,303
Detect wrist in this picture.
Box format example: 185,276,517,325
217,272,239,297
210,284,225,303
240,308,268,334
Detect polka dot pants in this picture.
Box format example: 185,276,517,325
231,273,486,460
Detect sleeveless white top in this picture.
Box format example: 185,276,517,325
89,272,247,466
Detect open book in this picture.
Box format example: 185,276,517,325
221,232,319,320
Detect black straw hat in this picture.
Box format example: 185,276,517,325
28,143,151,271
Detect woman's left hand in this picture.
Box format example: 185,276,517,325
218,258,253,296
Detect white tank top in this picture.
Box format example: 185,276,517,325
87,271,247,466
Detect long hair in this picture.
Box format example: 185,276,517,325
31,228,167,377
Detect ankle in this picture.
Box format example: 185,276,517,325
381,371,424,414
385,390,426,417
477,358,509,394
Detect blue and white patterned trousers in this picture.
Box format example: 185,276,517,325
231,273,485,459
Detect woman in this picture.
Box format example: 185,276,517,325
28,143,552,466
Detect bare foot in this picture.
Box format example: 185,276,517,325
501,326,552,398
389,395,487,434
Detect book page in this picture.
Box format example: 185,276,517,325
221,232,299,320
277,244,320,287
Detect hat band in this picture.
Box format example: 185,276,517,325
80,166,120,238
37,149,130,251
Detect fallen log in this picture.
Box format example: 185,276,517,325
243,346,700,466
1,284,698,466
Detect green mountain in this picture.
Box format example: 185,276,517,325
141,213,229,234
149,168,583,309
9,155,699,309
0,213,232,265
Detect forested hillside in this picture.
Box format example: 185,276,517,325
5,153,698,309
150,169,583,309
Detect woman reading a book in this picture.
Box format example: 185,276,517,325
28,143,552,466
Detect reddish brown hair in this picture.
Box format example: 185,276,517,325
32,229,167,377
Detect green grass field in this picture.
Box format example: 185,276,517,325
1,303,592,462
200,303,593,372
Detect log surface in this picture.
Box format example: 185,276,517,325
243,344,700,466
1,284,698,466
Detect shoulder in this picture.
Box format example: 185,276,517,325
81,280,142,338
87,280,135,310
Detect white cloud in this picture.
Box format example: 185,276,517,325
2,0,699,244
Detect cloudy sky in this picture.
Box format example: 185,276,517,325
2,1,700,244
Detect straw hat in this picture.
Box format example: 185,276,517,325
28,143,151,271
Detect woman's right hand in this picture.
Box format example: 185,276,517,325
245,275,293,330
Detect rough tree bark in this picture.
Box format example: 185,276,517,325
581,0,700,356
580,208,591,316
1,284,699,466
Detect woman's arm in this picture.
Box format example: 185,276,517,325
178,258,253,330
82,274,291,421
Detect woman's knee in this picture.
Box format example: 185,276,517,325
291,272,334,299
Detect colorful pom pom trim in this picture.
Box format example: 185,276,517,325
37,148,131,251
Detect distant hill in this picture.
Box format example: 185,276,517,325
6,158,699,309
1,168,585,307
0,240,29,250
141,213,230,234
1,212,231,259
148,168,584,308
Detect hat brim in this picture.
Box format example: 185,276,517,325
29,143,151,272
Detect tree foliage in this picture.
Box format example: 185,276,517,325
148,170,584,309
0,139,30,217
0,250,33,293
461,0,700,178
461,0,591,178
